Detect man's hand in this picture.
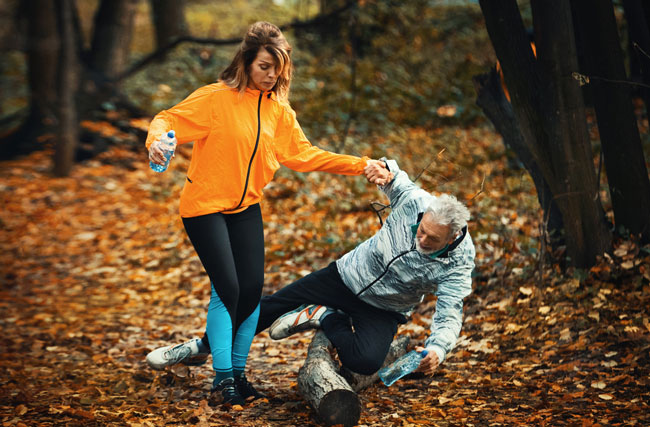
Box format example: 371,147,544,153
148,139,166,165
364,160,392,185
415,346,440,375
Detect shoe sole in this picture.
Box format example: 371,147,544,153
269,317,319,340
146,357,168,371
182,354,209,366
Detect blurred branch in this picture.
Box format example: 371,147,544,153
113,0,357,83
633,41,650,61
414,148,446,182
572,71,650,89
469,173,486,202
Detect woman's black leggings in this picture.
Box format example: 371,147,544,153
182,204,264,372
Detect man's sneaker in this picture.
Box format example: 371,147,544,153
269,304,331,340
209,377,246,407
235,373,265,400
146,338,206,370
181,351,209,367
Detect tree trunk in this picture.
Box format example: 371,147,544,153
479,0,612,268
0,0,59,159
150,0,187,49
622,0,650,118
89,0,139,79
472,67,564,248
532,0,613,266
27,0,58,125
53,0,78,177
573,0,650,242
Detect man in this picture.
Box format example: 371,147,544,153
256,159,475,376
146,159,474,383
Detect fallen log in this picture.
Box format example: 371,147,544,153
297,331,409,426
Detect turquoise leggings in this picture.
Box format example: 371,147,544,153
182,204,264,378
206,286,259,376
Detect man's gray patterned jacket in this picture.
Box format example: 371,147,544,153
336,159,475,363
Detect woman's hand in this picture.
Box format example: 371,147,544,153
148,139,166,165
364,160,392,185
415,346,440,376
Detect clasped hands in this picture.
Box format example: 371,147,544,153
365,160,392,186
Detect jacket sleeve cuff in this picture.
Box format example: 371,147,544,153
425,344,446,364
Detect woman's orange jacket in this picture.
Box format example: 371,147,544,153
146,82,369,218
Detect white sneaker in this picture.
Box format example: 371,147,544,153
268,304,331,340
146,338,208,370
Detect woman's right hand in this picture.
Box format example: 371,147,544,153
148,139,166,165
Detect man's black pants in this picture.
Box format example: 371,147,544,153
256,262,407,375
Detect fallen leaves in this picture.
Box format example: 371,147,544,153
1,123,650,427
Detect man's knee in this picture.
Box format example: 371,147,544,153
341,353,385,376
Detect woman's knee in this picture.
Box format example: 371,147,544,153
211,281,239,314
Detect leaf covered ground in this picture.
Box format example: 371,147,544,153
1,124,649,426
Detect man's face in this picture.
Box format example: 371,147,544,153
415,213,454,255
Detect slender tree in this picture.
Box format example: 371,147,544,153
0,0,59,159
89,0,139,79
25,0,58,125
572,0,650,242
479,0,612,268
150,0,187,49
622,0,650,117
54,0,78,177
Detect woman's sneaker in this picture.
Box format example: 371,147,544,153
209,377,245,407
146,338,208,370
235,373,265,400
268,304,334,340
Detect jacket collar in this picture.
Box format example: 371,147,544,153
412,212,467,259
243,86,276,100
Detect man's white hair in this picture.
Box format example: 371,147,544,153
425,194,470,238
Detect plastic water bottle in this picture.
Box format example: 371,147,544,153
378,349,428,386
149,130,177,172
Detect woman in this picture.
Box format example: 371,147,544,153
145,21,386,407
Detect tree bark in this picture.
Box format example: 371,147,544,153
297,331,410,426
297,331,361,427
622,0,650,117
27,0,58,124
472,67,564,248
479,0,612,268
150,0,187,49
0,0,59,159
53,0,78,177
89,0,139,79
573,0,650,242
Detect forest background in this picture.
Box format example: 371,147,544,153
0,0,649,426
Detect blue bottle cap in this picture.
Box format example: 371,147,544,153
420,349,428,357
167,130,175,138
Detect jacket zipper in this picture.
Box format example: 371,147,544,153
231,92,264,211
355,244,416,297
